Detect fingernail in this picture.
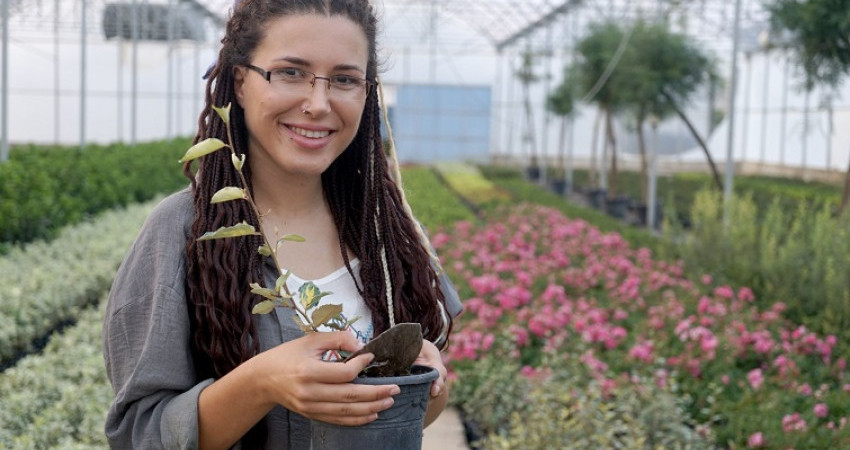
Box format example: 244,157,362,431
431,385,441,397
390,386,401,395
383,398,395,408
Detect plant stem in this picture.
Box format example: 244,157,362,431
222,128,318,331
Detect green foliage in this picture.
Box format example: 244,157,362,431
665,188,850,355
0,198,158,365
0,139,190,248
432,162,513,211
478,165,665,254
449,352,531,439
768,0,850,90
619,20,715,122
0,303,110,448
481,368,713,450
400,165,478,231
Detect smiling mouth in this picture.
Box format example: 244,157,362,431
289,125,331,139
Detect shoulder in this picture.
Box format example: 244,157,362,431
106,187,195,313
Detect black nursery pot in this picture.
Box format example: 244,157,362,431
310,365,439,450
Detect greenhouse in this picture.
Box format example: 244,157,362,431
2,0,850,448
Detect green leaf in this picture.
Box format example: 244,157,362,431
298,282,332,311
210,187,247,204
231,153,245,171
291,314,314,333
275,272,291,295
249,282,278,301
311,304,343,327
213,103,231,126
178,138,227,163
252,300,275,314
280,234,306,242
197,222,259,241
258,243,272,257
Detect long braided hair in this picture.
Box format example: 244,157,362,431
183,0,452,445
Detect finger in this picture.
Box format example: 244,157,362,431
307,330,363,354
302,396,395,420
303,382,400,404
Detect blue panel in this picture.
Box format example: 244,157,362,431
392,84,491,163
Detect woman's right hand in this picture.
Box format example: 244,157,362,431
254,331,399,426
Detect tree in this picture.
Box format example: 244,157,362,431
572,21,632,197
767,0,850,212
546,67,578,186
619,20,722,201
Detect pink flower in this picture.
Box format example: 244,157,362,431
721,374,730,385
738,287,755,302
782,413,807,432
714,285,734,299
747,368,764,390
629,341,654,363
798,383,812,396
814,403,829,418
747,432,765,448
701,274,712,285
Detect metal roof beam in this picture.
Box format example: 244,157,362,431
496,0,581,51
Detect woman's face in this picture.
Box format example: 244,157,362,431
234,13,370,180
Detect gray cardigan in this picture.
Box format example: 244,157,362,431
102,188,462,449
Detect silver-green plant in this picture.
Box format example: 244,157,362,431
178,103,351,333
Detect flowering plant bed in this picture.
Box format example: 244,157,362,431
439,204,848,448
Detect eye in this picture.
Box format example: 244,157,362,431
273,67,308,82
330,74,363,90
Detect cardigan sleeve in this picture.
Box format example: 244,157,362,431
102,190,212,449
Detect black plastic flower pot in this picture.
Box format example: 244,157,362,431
310,365,439,450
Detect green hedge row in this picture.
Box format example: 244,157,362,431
478,165,665,254
0,301,110,449
0,138,190,248
0,198,158,367
563,168,841,225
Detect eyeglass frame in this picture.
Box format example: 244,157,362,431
242,64,374,98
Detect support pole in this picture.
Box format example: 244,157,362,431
80,0,87,150
1,0,9,162
723,0,743,221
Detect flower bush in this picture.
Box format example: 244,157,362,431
440,204,849,448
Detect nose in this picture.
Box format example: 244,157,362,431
305,77,332,116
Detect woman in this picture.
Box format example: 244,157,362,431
102,0,461,448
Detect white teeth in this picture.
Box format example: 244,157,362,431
290,126,330,138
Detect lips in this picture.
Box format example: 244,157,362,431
289,125,331,139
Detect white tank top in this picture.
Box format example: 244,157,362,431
284,258,374,345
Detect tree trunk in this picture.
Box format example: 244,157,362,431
636,118,648,202
662,90,722,190
840,149,850,214
605,106,618,197
557,116,567,175
590,107,603,188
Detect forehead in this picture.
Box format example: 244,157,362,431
253,13,370,70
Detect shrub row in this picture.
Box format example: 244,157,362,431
0,138,190,248
478,165,665,254
663,190,850,356
0,198,158,366
0,301,110,449
431,162,513,212
398,165,479,231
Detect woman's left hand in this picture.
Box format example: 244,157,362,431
414,339,447,398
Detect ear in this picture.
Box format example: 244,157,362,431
233,66,246,107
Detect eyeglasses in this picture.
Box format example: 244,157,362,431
244,64,373,101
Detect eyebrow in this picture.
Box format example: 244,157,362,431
275,56,365,74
